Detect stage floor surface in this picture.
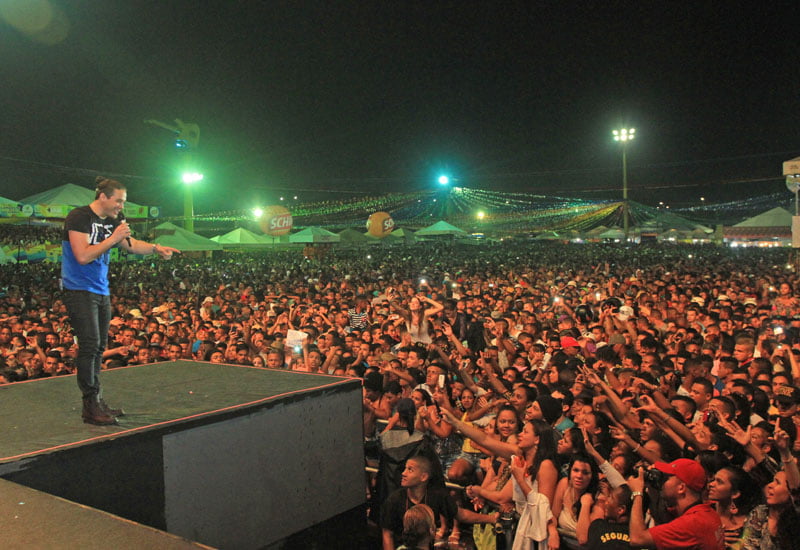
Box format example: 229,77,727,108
0,361,354,465
0,478,212,549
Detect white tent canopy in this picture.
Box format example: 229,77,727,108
21,183,152,218
657,228,689,241
689,227,713,239
583,225,608,237
153,222,223,251
289,226,340,243
733,207,792,227
533,231,562,240
415,220,467,237
0,195,30,218
598,227,625,240
212,227,269,247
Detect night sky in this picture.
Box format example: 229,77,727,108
1,1,798,216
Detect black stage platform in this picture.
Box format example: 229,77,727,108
0,361,365,549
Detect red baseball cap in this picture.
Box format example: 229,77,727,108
653,459,707,492
560,336,580,348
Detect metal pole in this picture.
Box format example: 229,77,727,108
183,183,194,233
794,189,799,270
622,144,629,240
183,152,195,233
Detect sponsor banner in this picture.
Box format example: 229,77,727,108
124,204,149,218
32,204,73,218
0,203,33,217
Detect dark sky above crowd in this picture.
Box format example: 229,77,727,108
1,1,798,214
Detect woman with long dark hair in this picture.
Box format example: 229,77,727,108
391,291,443,345
552,452,600,549
708,465,760,549
740,470,799,550
418,381,463,478
448,386,500,484
442,410,559,550
740,423,800,550
555,427,586,477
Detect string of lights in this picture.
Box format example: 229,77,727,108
174,185,780,235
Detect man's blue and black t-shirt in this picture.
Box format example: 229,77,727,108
61,206,115,295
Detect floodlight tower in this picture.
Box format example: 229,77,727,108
783,156,800,267
613,128,635,241
144,118,201,232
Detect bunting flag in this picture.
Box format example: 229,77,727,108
155,186,794,235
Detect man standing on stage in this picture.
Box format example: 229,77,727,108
62,177,180,425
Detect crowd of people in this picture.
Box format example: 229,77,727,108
0,223,61,249
2,240,800,549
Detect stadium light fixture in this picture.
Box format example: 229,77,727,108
181,172,204,184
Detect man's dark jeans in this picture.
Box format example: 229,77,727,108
62,289,111,398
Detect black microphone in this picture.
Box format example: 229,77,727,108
117,212,132,247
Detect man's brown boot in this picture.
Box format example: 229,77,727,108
82,395,118,426
99,398,125,417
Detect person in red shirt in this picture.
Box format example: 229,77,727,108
628,458,725,550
